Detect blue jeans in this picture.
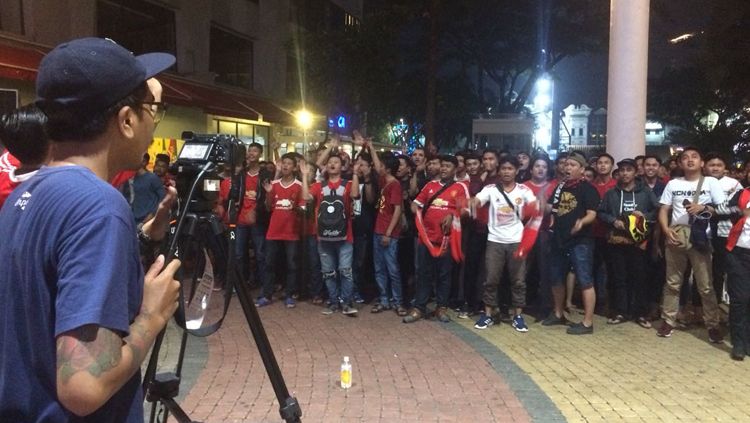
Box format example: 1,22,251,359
263,240,298,299
236,224,266,285
373,235,402,306
318,241,354,305
549,239,595,290
304,235,324,298
414,243,454,313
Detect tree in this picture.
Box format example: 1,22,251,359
649,0,750,158
295,0,608,151
441,0,608,114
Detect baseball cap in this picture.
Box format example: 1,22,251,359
617,158,637,169
567,152,587,167
36,37,175,113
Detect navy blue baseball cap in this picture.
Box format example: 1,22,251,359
36,37,175,112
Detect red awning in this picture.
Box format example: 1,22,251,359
0,42,47,81
0,39,293,125
159,76,294,125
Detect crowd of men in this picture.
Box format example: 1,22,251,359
2,36,750,422
201,131,750,358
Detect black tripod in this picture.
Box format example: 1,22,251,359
142,162,302,423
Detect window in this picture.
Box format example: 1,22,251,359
97,0,176,57
0,89,18,116
578,128,584,137
344,13,360,27
0,1,24,35
209,26,253,90
213,119,269,150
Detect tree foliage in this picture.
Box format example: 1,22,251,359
649,0,750,158
296,0,608,150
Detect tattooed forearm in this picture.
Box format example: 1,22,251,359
123,314,156,366
56,325,123,384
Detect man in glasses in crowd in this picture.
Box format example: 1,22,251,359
0,38,180,422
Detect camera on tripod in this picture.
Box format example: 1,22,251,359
171,131,246,212
144,132,302,423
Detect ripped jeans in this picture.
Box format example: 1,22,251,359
318,240,355,305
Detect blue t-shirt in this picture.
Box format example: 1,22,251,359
0,166,145,422
123,170,164,223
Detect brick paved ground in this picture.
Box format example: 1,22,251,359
163,300,536,423
149,301,750,423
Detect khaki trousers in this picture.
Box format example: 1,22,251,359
661,244,720,328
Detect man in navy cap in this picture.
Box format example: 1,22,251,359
0,38,180,422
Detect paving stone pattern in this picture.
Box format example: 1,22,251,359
176,301,533,422
455,311,750,423
155,301,750,422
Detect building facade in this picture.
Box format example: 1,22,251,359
0,0,363,159
558,103,674,158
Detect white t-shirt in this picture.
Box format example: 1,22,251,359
716,176,742,237
476,183,537,244
659,176,726,226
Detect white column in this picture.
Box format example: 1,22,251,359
606,0,650,161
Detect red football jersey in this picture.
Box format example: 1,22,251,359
310,179,354,242
374,179,403,238
219,171,260,226
0,152,24,208
266,179,305,241
524,179,558,231
110,170,136,189
414,180,469,244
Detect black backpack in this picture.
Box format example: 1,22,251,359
318,182,348,241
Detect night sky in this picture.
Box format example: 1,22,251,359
554,0,707,110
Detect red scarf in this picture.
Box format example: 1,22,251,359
514,200,543,259
727,188,750,251
414,204,464,262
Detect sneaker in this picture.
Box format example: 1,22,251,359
342,304,359,316
512,315,529,332
566,322,593,335
354,294,365,304
435,307,451,323
457,311,470,319
731,344,746,361
402,308,423,323
371,303,387,313
311,296,325,305
285,298,296,309
255,297,271,307
474,314,494,330
395,305,409,317
708,327,724,344
321,304,339,315
541,313,567,326
657,322,674,338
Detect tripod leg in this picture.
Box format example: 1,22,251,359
232,266,303,423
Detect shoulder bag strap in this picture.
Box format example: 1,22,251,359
424,181,455,215
498,185,520,219
692,175,705,205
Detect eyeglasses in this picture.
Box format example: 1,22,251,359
139,101,168,125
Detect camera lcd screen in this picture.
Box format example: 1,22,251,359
179,143,211,160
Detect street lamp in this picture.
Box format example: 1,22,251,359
295,109,314,155
295,109,313,130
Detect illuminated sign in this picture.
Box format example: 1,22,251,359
329,115,348,129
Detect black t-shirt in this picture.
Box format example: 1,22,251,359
548,180,600,248
353,177,378,236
